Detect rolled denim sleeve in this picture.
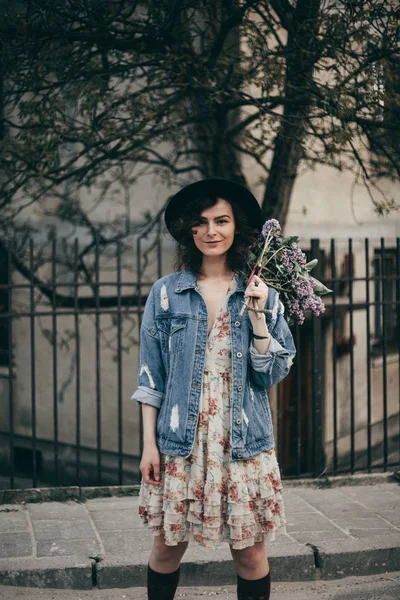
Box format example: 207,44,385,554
248,295,296,389
131,285,165,409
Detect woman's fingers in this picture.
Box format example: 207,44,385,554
140,460,161,486
141,464,150,484
152,461,160,483
245,288,263,296
251,274,262,285
143,464,160,485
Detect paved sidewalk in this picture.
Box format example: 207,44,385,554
0,482,399,590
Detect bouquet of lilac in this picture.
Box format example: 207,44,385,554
240,219,331,325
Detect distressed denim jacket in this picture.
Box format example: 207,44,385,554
131,269,296,461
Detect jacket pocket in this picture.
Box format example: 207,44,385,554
246,382,273,442
158,317,188,355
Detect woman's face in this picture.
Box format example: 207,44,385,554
191,198,236,257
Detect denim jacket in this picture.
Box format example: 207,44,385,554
131,269,296,461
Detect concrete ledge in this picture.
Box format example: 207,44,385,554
1,473,398,505
0,485,141,505
317,535,400,580
283,472,398,489
96,546,316,589
0,487,81,505
0,557,94,589
268,546,317,582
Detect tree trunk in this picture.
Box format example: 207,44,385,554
262,0,321,228
188,0,245,183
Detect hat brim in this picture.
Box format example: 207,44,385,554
165,178,263,242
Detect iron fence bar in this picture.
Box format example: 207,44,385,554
348,239,355,473
330,239,338,472
2,296,400,322
294,324,302,476
7,239,14,489
74,239,81,484
311,239,324,476
276,382,281,466
0,429,140,459
380,238,388,470
51,237,59,486
397,238,400,463
95,235,102,485
157,219,162,280
3,273,400,292
0,306,146,319
29,239,37,487
137,235,143,454
0,281,152,290
117,241,123,485
365,239,372,472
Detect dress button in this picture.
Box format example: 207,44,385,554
236,418,241,425
237,385,242,392
237,452,243,458
236,352,242,358
235,321,241,327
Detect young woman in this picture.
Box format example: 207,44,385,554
131,178,296,600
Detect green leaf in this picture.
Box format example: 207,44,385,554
282,236,300,246
293,262,303,274
305,259,318,271
312,278,332,295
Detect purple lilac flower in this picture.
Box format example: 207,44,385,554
281,245,307,274
260,219,282,241
290,244,307,267
293,276,314,299
250,218,329,324
286,298,305,325
301,295,326,317
286,276,326,324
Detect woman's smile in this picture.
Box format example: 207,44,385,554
192,198,236,256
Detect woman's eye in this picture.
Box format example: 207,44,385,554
217,219,227,224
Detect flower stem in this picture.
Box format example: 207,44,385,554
264,245,285,266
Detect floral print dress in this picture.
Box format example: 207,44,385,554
138,277,286,549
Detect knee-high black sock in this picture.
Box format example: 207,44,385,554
237,572,271,600
147,563,180,600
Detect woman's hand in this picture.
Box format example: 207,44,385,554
244,274,269,321
140,443,161,486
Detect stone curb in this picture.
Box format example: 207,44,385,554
316,536,400,580
95,546,316,589
0,485,140,505
0,544,399,589
0,557,94,589
1,472,398,505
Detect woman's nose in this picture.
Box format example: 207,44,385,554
207,223,217,236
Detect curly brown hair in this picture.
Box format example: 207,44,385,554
169,193,260,275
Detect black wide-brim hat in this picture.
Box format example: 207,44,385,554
164,177,263,242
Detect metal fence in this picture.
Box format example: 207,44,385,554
0,233,399,490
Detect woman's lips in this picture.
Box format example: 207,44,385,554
206,241,221,244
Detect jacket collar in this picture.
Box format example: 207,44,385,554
175,269,247,294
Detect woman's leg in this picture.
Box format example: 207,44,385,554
147,534,189,600
149,533,189,573
230,541,271,600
